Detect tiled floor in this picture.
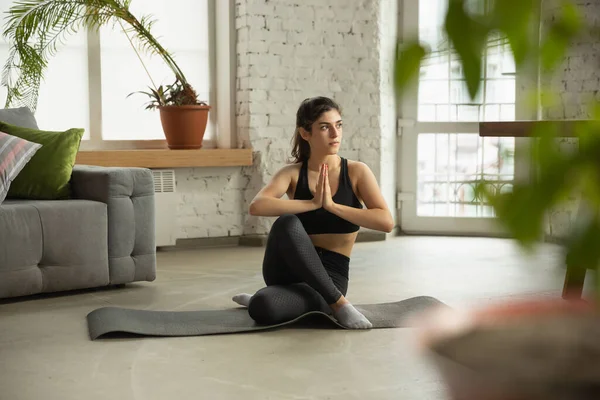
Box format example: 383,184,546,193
0,236,571,400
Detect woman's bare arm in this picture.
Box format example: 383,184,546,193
249,165,321,216
326,162,394,232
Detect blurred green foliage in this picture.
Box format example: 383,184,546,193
395,0,600,297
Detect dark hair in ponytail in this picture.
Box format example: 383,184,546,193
289,96,341,164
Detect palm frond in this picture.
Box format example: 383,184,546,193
116,10,188,84
2,0,119,110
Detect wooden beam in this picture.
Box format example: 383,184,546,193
479,120,593,137
75,148,253,168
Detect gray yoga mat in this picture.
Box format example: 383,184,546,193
86,295,446,340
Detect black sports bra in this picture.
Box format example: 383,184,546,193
293,157,363,234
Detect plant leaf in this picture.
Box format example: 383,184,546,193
444,0,489,99
127,90,155,99
477,122,579,249
394,40,427,95
491,0,536,66
1,0,198,111
565,214,600,272
2,0,116,110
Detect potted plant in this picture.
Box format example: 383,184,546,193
1,0,209,149
395,0,600,398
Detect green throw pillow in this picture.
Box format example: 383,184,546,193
1,121,84,200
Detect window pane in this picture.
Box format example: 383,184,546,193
418,0,516,123
420,54,449,80
100,0,212,141
486,80,515,104
417,133,515,217
500,104,516,121
419,0,448,51
486,39,516,78
0,1,89,137
435,105,450,121
457,105,481,121
419,81,449,104
419,105,436,121
484,104,500,121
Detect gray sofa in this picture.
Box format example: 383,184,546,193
0,165,157,299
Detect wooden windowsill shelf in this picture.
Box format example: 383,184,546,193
479,120,592,137
75,148,253,168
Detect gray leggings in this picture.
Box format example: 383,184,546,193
248,214,350,325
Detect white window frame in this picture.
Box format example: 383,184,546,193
397,0,535,235
79,0,235,151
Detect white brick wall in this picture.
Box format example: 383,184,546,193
543,1,600,121
174,0,397,240
542,0,600,239
176,168,246,239
236,0,388,237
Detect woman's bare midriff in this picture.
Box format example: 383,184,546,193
308,232,358,258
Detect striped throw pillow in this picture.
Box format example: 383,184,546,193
0,130,42,204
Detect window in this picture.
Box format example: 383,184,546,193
414,0,517,218
0,1,90,135
99,0,211,142
0,0,231,149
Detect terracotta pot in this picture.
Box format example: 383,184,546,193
416,298,599,400
158,104,210,149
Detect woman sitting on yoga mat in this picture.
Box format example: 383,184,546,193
232,96,394,329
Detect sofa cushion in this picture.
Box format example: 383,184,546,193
0,200,43,298
0,199,110,298
0,131,42,204
0,107,39,129
0,121,84,200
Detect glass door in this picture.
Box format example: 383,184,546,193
398,0,521,235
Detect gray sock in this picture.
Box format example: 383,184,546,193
232,293,252,307
333,303,373,329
